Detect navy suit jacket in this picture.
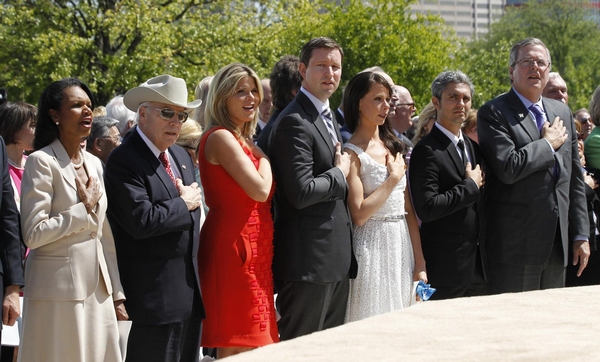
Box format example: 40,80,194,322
477,88,588,266
267,91,357,283
0,137,24,298
409,126,482,286
104,127,204,324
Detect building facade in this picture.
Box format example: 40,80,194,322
410,0,506,39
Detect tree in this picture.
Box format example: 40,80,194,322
457,0,600,109
0,0,457,110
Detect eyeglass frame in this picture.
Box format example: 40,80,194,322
514,58,551,71
145,106,189,123
396,102,416,110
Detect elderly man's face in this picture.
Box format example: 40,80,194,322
543,76,568,104
389,86,415,134
138,102,185,152
576,111,595,141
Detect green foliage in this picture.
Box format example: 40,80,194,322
456,0,600,109
0,0,456,109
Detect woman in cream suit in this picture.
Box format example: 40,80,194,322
18,78,128,362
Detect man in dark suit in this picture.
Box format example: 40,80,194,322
267,37,357,340
477,38,590,294
256,55,301,152
409,70,487,300
0,136,23,358
105,75,204,362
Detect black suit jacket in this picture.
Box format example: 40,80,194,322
477,88,588,266
104,127,204,324
0,137,23,298
409,126,482,286
333,108,345,127
256,108,281,152
267,91,357,283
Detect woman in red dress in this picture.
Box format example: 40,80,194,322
198,62,278,358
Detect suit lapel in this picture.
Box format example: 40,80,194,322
49,139,77,191
169,146,191,185
507,88,540,142
297,92,336,157
432,126,464,176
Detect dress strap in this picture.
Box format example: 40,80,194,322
344,143,364,155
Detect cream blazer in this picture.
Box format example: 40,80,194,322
20,139,125,302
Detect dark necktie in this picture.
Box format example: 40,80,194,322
322,108,339,145
529,103,546,131
159,152,177,186
458,139,468,168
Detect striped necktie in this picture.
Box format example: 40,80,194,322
322,108,338,145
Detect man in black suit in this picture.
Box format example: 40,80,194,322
477,38,590,294
105,75,204,361
409,71,486,300
0,136,23,358
267,37,357,340
256,55,301,152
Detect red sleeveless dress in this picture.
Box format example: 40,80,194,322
198,127,278,347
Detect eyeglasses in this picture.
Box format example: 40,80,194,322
515,58,550,70
397,103,416,110
147,106,188,123
101,135,121,144
579,117,591,124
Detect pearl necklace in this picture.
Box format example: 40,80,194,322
72,149,84,170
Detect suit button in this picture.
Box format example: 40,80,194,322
90,231,97,238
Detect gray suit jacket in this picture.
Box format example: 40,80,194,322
477,88,588,266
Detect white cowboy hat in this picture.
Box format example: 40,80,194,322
123,75,202,111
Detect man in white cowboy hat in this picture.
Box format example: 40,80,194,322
104,75,205,362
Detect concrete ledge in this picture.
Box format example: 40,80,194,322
226,286,600,361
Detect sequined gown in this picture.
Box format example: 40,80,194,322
344,143,415,322
198,127,278,347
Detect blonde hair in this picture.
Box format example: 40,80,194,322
462,109,478,132
412,102,437,144
192,76,213,127
176,119,202,150
204,63,262,139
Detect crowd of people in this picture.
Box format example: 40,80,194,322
0,35,598,361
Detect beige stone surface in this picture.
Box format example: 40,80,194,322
225,286,600,361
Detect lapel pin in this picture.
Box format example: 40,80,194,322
518,113,524,118
182,165,187,170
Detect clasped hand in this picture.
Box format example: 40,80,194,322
386,152,405,182
542,117,568,150
177,179,202,211
75,176,102,214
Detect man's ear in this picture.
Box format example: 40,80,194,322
93,138,103,152
432,96,441,110
298,62,307,80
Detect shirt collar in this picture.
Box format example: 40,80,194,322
434,121,465,147
300,86,330,115
136,126,171,160
513,87,543,110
